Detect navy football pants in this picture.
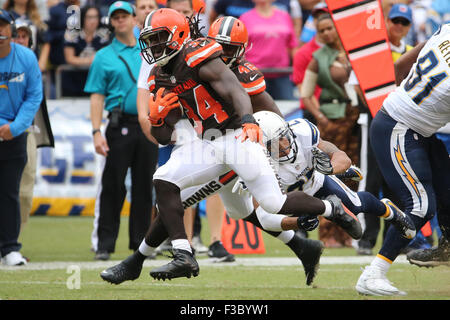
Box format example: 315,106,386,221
370,110,450,262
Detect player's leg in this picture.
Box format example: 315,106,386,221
217,182,324,285
315,175,416,239
407,135,450,267
150,139,230,280
356,111,436,296
223,136,362,239
128,126,156,251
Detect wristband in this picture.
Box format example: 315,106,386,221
92,129,101,136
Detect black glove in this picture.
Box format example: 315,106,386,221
297,215,320,231
312,147,333,175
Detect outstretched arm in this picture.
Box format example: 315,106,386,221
316,139,351,174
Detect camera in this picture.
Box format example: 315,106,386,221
109,107,122,128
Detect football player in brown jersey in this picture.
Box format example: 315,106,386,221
100,8,362,283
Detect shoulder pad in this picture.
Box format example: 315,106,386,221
288,118,320,147
235,60,266,95
184,38,223,68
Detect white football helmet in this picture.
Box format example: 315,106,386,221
253,111,298,163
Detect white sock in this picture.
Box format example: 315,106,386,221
172,239,192,253
370,255,392,275
322,200,333,218
255,206,284,231
277,230,295,243
138,240,156,257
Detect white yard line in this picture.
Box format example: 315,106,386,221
0,256,410,271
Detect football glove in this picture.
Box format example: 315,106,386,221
231,177,249,196
335,165,364,182
238,114,263,144
312,147,333,175
148,87,180,127
297,215,320,231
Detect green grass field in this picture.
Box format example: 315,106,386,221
0,216,449,300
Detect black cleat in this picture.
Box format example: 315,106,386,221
287,231,324,286
407,237,450,268
208,241,235,262
381,199,416,239
100,251,145,285
150,249,199,281
325,195,362,240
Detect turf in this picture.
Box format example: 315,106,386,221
0,216,449,300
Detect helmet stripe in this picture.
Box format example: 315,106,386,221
219,16,235,37
144,10,156,27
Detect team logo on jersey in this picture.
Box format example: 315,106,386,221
170,75,176,83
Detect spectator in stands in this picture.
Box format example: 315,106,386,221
85,1,154,261
133,0,158,38
209,0,302,41
0,10,42,266
292,3,328,125
301,14,359,248
425,0,450,39
240,0,299,100
298,1,325,46
62,5,109,97
39,0,80,98
2,0,48,55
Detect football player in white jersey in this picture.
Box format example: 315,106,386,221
233,111,415,243
356,24,450,296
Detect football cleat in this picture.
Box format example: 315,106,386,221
355,265,406,296
287,231,324,286
406,237,450,268
100,251,144,285
324,195,362,240
150,249,199,281
208,240,235,262
381,199,416,239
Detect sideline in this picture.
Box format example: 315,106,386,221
0,255,410,270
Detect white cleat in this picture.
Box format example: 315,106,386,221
1,251,27,266
355,266,406,296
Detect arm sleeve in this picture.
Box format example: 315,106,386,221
9,54,43,137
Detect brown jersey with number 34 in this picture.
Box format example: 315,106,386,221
148,38,242,136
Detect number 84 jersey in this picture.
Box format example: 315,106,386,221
383,23,450,137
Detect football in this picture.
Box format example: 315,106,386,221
164,103,182,127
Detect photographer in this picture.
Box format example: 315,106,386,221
84,1,155,261
0,10,42,266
